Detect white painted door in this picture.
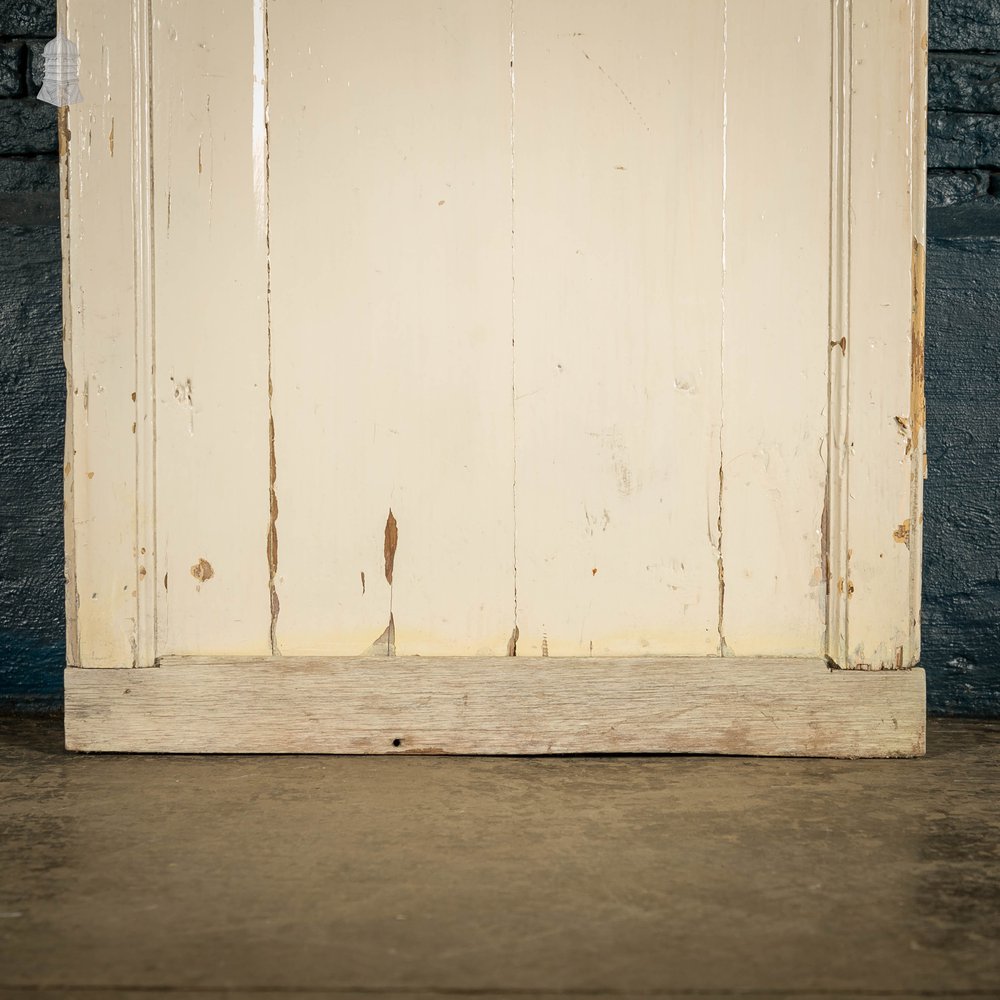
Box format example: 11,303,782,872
63,0,926,671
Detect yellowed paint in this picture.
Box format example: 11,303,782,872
64,0,926,672
151,1,272,657
267,0,515,656
514,0,724,657
720,0,832,657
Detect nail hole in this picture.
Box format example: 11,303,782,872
392,738,402,748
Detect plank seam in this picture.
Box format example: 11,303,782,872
132,0,157,667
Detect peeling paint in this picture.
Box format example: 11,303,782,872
360,570,365,595
363,613,395,657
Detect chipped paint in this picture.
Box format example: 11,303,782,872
506,625,518,656
893,518,911,546
57,107,70,158
190,558,214,583
360,571,365,595
383,509,398,586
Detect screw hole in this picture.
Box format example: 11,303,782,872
392,738,402,748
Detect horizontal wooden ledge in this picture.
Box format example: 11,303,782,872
65,656,925,757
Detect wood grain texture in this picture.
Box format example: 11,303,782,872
65,658,926,757
825,0,853,668
63,1,141,667
266,0,515,656
844,0,925,669
720,0,831,656
513,0,724,656
151,0,272,657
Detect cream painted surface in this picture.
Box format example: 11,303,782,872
151,1,272,656
720,0,831,655
824,0,853,667
62,0,927,688
513,0,724,656
844,0,923,669
63,2,141,667
266,0,515,655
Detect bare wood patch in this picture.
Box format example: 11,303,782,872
506,625,519,657
893,519,911,546
190,559,214,583
383,509,398,586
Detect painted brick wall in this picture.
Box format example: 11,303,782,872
0,0,998,714
0,0,62,712
924,0,1000,715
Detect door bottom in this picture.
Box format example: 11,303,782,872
65,657,925,757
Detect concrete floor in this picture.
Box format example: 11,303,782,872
0,719,998,1000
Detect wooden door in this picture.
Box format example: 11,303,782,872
62,0,928,756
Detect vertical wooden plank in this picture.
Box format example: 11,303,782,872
133,0,156,667
267,0,515,655
151,0,271,655
720,0,832,656
825,0,852,667
64,1,140,666
514,0,724,656
845,0,922,669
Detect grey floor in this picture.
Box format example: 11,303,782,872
0,717,998,1000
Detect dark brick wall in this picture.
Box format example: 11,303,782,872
0,0,62,712
924,0,1000,716
0,0,998,715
